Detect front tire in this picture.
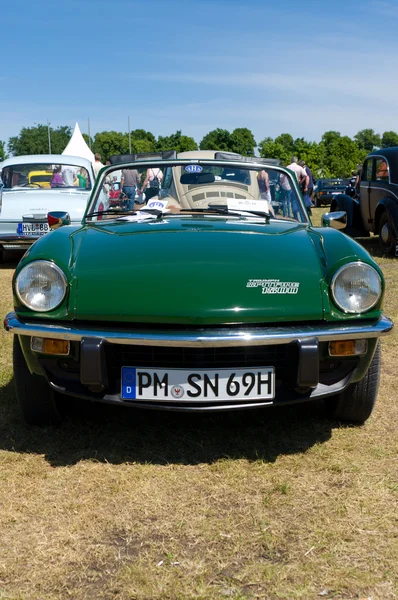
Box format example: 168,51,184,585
13,336,62,426
378,211,397,255
327,342,380,424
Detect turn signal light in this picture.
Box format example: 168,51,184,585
31,337,70,355
329,339,367,356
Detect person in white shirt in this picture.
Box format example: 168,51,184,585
279,157,309,218
140,167,163,202
61,165,77,186
93,153,104,178
286,157,309,192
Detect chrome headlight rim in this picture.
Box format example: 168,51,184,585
15,260,68,313
331,261,382,314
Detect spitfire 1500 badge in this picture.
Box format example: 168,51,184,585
247,279,300,294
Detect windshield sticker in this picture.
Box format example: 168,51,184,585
184,165,203,173
247,279,300,294
228,199,267,211
144,199,169,211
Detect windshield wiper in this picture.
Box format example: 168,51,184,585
86,208,164,220
181,205,272,224
86,208,135,218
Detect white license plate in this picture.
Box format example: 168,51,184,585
121,367,275,402
17,222,50,236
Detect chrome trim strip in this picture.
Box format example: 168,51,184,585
4,312,393,347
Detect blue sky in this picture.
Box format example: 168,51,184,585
1,0,398,147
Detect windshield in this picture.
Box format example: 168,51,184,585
86,160,309,223
1,162,92,190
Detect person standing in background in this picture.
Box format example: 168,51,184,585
140,167,164,202
93,153,104,178
120,168,141,210
257,169,271,201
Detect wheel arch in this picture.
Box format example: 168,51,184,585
375,196,398,234
331,193,366,236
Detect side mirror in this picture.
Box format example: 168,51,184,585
47,211,71,230
322,211,347,230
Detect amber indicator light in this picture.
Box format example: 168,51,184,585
329,340,356,356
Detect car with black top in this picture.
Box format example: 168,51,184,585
331,147,398,255
313,178,349,207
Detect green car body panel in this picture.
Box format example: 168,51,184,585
14,218,384,324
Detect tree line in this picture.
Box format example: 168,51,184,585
1,124,398,178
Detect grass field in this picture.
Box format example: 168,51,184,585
0,209,397,600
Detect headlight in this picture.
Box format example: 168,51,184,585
331,262,382,314
15,261,67,312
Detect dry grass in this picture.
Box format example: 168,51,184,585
0,221,397,600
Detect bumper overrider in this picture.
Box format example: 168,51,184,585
4,312,393,412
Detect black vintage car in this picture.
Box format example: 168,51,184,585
331,147,398,255
313,178,349,207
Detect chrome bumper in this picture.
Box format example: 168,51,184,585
0,234,41,247
4,312,393,347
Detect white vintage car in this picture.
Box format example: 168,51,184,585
0,154,95,261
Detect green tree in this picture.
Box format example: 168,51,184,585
0,140,7,161
92,131,129,161
381,131,398,148
258,137,290,163
8,124,72,156
354,128,381,152
156,130,198,153
319,131,366,178
130,129,156,150
199,128,234,151
230,127,256,155
274,133,295,157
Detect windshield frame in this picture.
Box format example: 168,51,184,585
86,159,311,224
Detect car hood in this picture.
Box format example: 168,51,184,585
68,217,326,324
0,189,89,221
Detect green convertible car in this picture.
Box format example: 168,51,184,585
4,151,393,426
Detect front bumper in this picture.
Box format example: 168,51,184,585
4,312,393,347
4,313,393,411
0,234,41,250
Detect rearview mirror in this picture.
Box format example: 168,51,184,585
180,172,215,185
47,211,71,229
322,211,347,230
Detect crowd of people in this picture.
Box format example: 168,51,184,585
257,156,315,217
92,153,165,211
50,165,90,189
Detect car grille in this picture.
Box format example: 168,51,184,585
105,344,290,382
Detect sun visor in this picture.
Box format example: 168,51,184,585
109,150,177,164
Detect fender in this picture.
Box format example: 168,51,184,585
330,193,368,237
374,196,398,235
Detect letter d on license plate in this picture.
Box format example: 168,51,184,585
121,367,275,402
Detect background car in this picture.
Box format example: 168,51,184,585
313,178,349,207
0,154,95,262
331,147,398,255
4,153,392,427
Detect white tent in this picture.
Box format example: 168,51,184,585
62,122,95,163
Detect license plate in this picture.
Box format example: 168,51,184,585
17,222,50,236
121,367,275,402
